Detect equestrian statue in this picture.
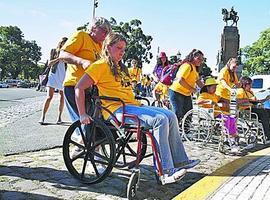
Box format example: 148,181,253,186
222,7,239,26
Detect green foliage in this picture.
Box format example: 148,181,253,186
199,58,212,78
0,26,42,80
109,17,153,66
241,28,270,75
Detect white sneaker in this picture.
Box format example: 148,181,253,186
71,147,83,159
230,145,241,154
160,168,187,185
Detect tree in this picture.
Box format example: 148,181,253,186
241,28,270,75
110,18,153,67
199,58,212,78
0,26,41,79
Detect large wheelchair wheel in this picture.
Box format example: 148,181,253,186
63,118,116,184
113,129,148,169
181,109,213,143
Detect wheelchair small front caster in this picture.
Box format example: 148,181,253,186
127,169,140,200
218,142,225,153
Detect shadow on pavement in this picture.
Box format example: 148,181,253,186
0,190,62,200
38,122,72,126
0,164,206,199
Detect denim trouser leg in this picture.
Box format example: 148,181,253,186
169,89,184,121
169,89,193,122
113,105,189,170
64,86,79,122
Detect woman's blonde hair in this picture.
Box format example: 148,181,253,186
226,57,238,82
101,33,129,78
226,57,238,67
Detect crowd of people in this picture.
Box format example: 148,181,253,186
39,16,270,185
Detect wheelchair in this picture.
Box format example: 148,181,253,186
181,102,233,153
62,89,174,199
237,105,266,146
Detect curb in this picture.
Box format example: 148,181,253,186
173,146,270,200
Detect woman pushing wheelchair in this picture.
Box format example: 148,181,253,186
74,32,200,184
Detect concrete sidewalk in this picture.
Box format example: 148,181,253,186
174,147,270,200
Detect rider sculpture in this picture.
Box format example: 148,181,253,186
222,7,239,26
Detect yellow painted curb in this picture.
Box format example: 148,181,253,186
173,147,270,200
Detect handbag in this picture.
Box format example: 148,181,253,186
40,67,50,86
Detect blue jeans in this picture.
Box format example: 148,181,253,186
169,89,193,122
113,105,189,170
64,86,79,122
64,86,92,122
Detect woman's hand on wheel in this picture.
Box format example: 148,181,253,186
79,113,92,124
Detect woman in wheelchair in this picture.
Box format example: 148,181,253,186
236,76,270,141
152,81,171,109
74,33,200,184
197,77,240,153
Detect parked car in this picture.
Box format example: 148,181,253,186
0,81,9,88
17,81,31,88
5,79,20,87
251,75,270,109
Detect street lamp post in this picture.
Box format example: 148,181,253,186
0,68,2,81
92,0,98,21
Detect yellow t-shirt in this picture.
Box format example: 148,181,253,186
216,66,238,100
170,63,198,96
197,92,226,116
128,67,142,82
154,82,169,100
85,59,141,120
62,31,102,86
141,76,147,86
236,88,256,110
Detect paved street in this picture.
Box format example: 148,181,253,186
0,88,270,199
0,88,70,155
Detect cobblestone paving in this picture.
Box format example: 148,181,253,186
0,96,44,128
0,142,243,200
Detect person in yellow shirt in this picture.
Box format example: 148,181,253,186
58,17,111,122
75,32,200,184
216,58,240,112
153,81,169,108
236,76,270,141
128,59,142,83
197,77,240,153
129,59,142,95
169,49,204,121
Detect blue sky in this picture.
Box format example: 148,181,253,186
0,0,269,73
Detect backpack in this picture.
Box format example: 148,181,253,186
160,64,180,85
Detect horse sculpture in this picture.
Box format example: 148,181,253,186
222,7,239,26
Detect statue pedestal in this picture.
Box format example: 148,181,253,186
218,26,241,75
221,26,240,65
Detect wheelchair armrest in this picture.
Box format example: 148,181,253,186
98,96,125,104
94,96,126,125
